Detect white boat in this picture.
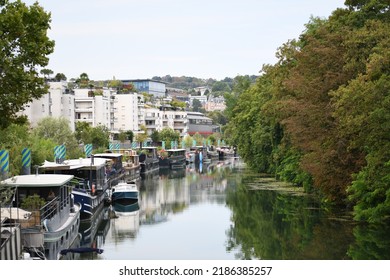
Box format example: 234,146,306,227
1,174,81,260
40,157,111,220
111,180,139,204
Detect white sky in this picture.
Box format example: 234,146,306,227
24,0,346,81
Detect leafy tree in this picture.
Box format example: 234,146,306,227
75,72,91,88
331,20,390,222
0,0,55,129
207,111,227,126
108,78,123,89
206,134,216,146
150,130,160,144
32,117,82,159
0,123,58,175
192,99,203,112
192,132,204,146
225,0,390,222
211,81,231,93
135,125,148,144
159,127,179,148
182,135,193,148
89,125,110,150
75,121,92,144
118,130,127,143
40,68,53,81
126,130,134,142
170,99,186,109
54,73,67,81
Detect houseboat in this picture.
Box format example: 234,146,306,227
217,146,235,160
39,157,110,220
106,149,141,182
206,145,219,160
0,174,81,260
138,147,159,175
159,148,187,169
93,153,126,185
111,180,139,204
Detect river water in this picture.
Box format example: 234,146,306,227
71,158,390,260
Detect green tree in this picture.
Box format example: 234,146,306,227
32,117,82,159
0,123,58,175
0,0,55,129
54,73,67,81
192,99,203,112
192,132,203,146
170,99,186,109
211,81,231,93
150,130,160,144
182,135,193,148
75,121,92,144
40,68,53,81
118,130,127,143
159,128,179,148
135,125,148,144
76,72,90,88
126,130,134,142
90,125,110,150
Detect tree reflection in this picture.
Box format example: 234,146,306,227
225,178,359,259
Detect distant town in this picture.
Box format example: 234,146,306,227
21,74,248,141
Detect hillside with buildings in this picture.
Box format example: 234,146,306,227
20,77,229,141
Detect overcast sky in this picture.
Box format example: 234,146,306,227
24,0,346,81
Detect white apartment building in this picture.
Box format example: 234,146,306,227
74,88,114,129
112,92,140,133
21,82,198,139
22,81,76,131
144,105,188,137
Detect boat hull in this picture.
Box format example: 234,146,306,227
72,189,108,220
111,183,139,204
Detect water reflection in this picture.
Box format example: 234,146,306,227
61,159,390,260
111,202,140,239
225,170,390,260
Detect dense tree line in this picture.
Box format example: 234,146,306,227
225,0,390,223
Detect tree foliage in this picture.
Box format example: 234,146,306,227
0,0,55,129
32,117,82,159
225,0,390,223
159,127,180,148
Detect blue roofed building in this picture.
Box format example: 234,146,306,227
121,79,167,98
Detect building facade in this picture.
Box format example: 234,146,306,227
112,92,140,133
187,111,219,136
143,105,188,137
122,79,166,98
74,88,114,130
22,81,76,131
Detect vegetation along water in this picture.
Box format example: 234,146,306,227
67,160,390,260
1,0,390,260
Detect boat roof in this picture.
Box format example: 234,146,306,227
93,153,123,158
40,158,108,170
1,174,74,187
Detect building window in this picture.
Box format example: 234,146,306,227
42,104,45,113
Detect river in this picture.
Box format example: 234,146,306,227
70,158,390,260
